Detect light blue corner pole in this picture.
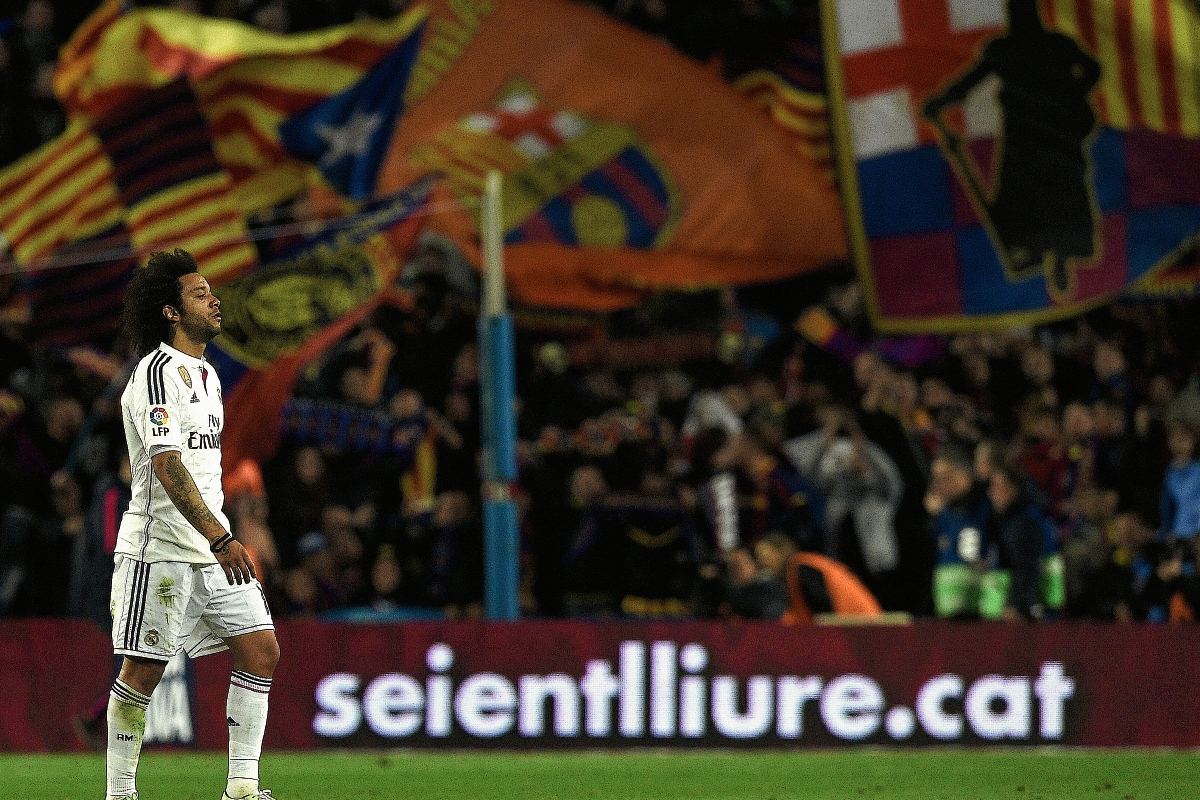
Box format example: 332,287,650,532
479,170,519,620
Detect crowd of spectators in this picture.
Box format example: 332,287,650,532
2,0,1200,632
267,254,1200,626
6,227,1200,628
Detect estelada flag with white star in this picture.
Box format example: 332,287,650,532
825,0,1200,332
54,0,429,215
278,24,425,199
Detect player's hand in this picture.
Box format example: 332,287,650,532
215,538,257,585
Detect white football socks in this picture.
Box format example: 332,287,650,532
225,670,273,799
106,679,151,799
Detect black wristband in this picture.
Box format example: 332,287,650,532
210,532,233,553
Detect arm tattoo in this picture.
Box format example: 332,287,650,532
158,452,223,538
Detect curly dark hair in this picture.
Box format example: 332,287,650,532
121,249,200,357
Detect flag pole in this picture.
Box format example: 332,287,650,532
479,170,519,620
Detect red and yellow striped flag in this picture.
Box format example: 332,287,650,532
55,3,429,213
92,78,259,284
1045,0,1200,137
0,120,122,265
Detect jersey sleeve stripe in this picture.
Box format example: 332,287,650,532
153,358,163,406
146,351,166,405
146,352,160,405
153,354,171,405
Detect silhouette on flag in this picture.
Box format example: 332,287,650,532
279,24,425,199
824,0,1200,331
379,0,846,311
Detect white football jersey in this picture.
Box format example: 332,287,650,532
117,342,228,564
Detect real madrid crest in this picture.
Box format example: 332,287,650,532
178,366,192,388
144,629,160,647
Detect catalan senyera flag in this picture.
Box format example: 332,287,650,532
91,78,259,284
825,0,1200,331
55,1,429,214
0,120,122,266
377,0,847,311
0,83,258,291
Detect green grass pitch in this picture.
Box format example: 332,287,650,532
6,750,1199,800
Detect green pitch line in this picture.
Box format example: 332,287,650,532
6,749,1199,800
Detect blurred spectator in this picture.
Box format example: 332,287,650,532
926,445,992,618
713,424,817,550
784,404,903,606
986,465,1053,620
1072,511,1154,621
0,469,83,615
284,531,340,614
68,443,131,627
249,0,290,32
610,472,693,618
417,491,483,616
226,458,282,591
558,465,619,617
1087,339,1134,411
368,543,403,611
722,544,788,620
267,444,331,561
1062,485,1119,613
321,504,368,605
1159,422,1200,547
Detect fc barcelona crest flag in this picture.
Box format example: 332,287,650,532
410,80,679,250
824,0,1200,331
379,0,846,312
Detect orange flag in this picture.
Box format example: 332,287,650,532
377,0,846,311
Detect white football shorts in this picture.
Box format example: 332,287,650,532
111,555,274,662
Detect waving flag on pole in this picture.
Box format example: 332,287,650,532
210,176,434,469
0,120,123,266
92,78,259,284
378,0,847,312
55,2,430,213
824,0,1200,332
279,24,425,199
